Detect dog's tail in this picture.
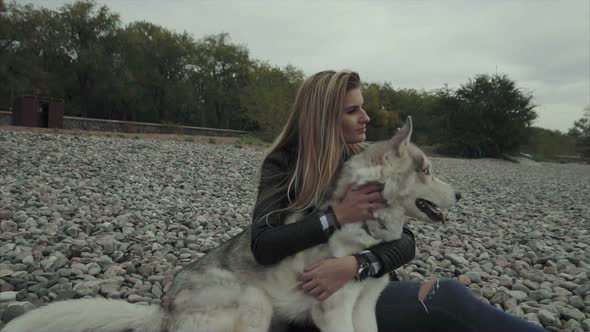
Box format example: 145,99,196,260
2,298,164,332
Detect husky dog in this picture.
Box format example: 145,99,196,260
3,117,460,332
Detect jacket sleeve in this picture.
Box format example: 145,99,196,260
250,152,332,266
366,226,416,278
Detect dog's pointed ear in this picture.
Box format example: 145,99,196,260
391,116,413,154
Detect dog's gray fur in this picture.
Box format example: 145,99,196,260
3,117,458,332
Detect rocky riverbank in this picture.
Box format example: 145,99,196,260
1,129,589,331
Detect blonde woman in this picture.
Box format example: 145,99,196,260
250,70,548,331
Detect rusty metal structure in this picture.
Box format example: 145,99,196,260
12,96,64,128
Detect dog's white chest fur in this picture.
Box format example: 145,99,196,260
259,162,405,331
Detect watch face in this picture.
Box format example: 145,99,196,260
357,264,370,280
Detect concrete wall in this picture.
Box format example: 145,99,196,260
0,111,249,137
0,111,11,126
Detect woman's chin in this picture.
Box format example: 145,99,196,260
345,134,366,144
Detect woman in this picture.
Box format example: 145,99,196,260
250,70,547,331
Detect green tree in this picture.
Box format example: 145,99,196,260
433,74,538,157
118,21,196,123
521,127,577,158
57,0,121,117
361,83,401,141
387,87,438,145
568,106,590,157
0,2,64,105
240,62,304,140
191,33,252,129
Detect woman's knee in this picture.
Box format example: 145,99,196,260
440,279,471,294
418,278,472,302
415,278,478,322
418,279,437,301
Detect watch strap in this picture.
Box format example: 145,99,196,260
353,250,382,281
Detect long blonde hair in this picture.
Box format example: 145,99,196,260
262,70,365,216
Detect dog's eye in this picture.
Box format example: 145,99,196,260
423,168,430,175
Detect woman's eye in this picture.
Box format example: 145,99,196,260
423,168,430,175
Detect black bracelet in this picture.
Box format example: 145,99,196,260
327,206,342,229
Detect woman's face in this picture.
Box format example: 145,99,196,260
341,88,370,144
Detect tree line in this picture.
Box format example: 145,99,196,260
1,0,588,158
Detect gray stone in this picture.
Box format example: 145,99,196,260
512,282,530,293
73,280,103,297
52,256,69,270
573,283,590,297
560,281,580,291
499,275,513,288
97,235,116,254
0,220,18,232
0,210,15,220
458,275,471,286
127,294,150,303
465,271,482,283
0,244,16,256
523,313,543,327
553,286,573,296
523,279,539,290
0,291,17,303
506,306,525,319
2,301,35,322
556,305,585,321
12,211,28,223
569,296,585,309
445,253,469,266
537,309,561,328
490,291,510,305
507,290,528,301
482,287,496,299
530,289,552,301
564,319,582,331
87,263,102,275
0,269,14,278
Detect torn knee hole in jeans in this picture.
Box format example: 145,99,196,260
417,279,440,314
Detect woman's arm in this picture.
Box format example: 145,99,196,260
297,228,416,301
364,226,416,278
250,151,338,265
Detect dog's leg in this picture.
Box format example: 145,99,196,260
351,277,388,332
170,286,272,332
310,286,358,332
235,286,273,332
172,310,241,332
311,306,355,332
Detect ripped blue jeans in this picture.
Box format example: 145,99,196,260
287,279,548,332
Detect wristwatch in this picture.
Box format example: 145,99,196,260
353,253,372,281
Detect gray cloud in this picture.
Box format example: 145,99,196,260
27,0,590,131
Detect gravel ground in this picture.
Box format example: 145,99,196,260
0,128,589,331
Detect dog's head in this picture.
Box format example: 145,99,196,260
369,116,460,224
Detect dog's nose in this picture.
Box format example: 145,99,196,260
455,192,462,201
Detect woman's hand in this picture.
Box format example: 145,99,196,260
297,256,358,301
332,183,386,225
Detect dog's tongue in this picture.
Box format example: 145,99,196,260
426,203,446,225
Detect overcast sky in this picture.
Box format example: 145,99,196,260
30,0,590,132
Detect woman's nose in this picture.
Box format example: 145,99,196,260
362,109,370,123
455,192,462,201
